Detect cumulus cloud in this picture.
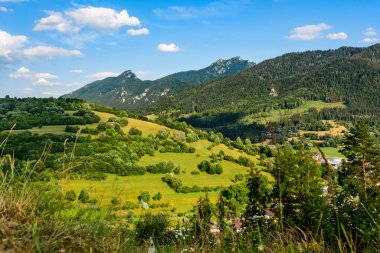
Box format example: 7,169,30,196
8,67,79,88
0,30,27,62
34,11,79,33
363,27,376,37
157,43,181,52
287,23,331,40
0,29,82,63
10,67,58,81
360,37,380,43
23,45,82,58
86,72,121,80
0,6,7,12
326,32,348,40
34,6,141,34
0,0,27,2
127,28,149,36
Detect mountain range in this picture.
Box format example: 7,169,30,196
63,44,380,141
62,57,254,110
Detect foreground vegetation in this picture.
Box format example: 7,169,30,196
1,98,379,252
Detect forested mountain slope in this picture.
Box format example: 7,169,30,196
62,57,253,110
150,44,380,114
147,44,380,142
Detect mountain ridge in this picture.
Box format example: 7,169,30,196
62,57,254,110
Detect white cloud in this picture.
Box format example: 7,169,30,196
9,66,32,79
33,79,82,87
0,30,27,62
326,32,348,40
287,23,331,41
86,72,120,80
33,78,53,86
34,11,79,33
0,6,7,12
23,45,82,58
9,67,78,88
0,29,82,63
157,43,181,52
10,67,58,80
35,6,141,34
70,69,83,74
363,27,376,37
360,37,380,43
127,28,149,36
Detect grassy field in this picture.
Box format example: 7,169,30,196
7,110,259,214
241,101,346,124
61,138,259,214
59,119,260,214
61,173,220,214
122,118,182,137
310,147,345,158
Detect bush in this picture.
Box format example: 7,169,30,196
152,192,162,201
146,161,174,174
129,127,142,136
78,190,90,203
111,198,120,205
162,175,183,192
198,160,223,174
65,125,80,133
122,201,139,210
134,213,171,245
156,128,170,140
65,190,77,202
138,191,150,203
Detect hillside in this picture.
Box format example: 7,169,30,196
0,98,261,215
148,44,380,141
62,57,253,110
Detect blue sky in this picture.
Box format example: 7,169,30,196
0,0,379,97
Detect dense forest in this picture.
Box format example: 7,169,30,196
145,44,380,141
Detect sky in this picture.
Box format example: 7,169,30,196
0,0,379,98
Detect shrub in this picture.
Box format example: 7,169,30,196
111,198,120,205
65,125,80,133
129,127,142,136
78,190,90,203
65,190,77,202
122,201,139,210
146,161,174,174
198,160,223,174
138,191,150,203
156,128,170,140
152,192,162,201
134,213,171,245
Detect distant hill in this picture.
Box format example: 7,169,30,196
147,44,380,141
150,44,380,115
62,57,254,110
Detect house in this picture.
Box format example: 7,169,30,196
324,157,345,169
